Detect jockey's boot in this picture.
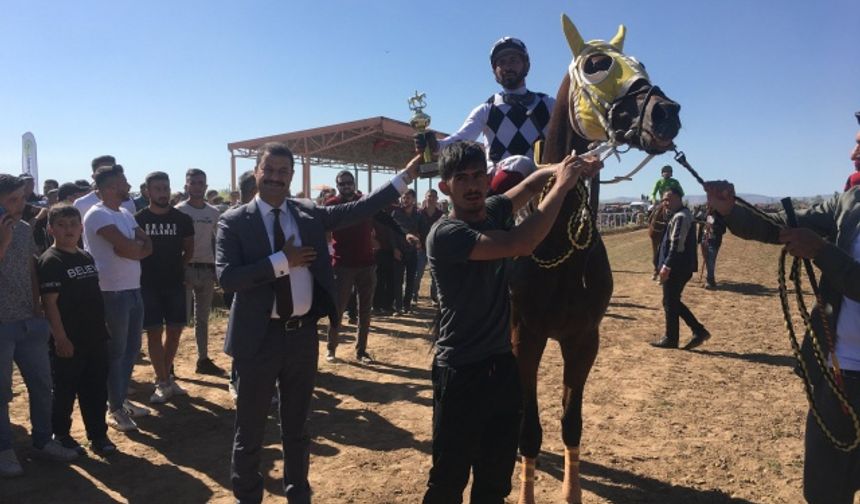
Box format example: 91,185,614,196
562,446,582,503
517,456,537,504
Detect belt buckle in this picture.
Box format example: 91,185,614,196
284,318,302,331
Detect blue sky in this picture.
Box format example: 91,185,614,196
1,0,858,200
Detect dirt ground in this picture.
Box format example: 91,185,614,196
4,228,859,503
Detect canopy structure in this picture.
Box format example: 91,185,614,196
227,116,447,196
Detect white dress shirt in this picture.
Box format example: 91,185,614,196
257,173,411,319
256,196,313,319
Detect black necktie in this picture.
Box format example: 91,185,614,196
272,209,294,319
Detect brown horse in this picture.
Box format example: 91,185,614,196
648,204,670,278
510,14,681,504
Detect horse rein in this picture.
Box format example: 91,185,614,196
673,147,860,452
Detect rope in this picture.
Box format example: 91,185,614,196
675,147,860,451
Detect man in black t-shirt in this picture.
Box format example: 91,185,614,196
135,172,194,404
422,141,601,503
37,204,116,456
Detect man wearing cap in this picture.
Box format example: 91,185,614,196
417,37,556,194
650,165,684,204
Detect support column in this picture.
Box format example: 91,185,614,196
302,156,311,198
367,163,373,192
230,151,237,192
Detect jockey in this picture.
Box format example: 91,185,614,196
416,37,556,194
650,164,684,204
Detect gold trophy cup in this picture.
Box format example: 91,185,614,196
408,91,438,178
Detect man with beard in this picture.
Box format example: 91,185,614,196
135,172,194,403
416,37,555,194
217,142,421,503
391,189,425,315
324,170,380,363
83,165,153,432
74,155,136,218
176,169,225,376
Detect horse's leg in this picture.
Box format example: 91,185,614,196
650,233,659,277
558,330,599,504
511,324,548,504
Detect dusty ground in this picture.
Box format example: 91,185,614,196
4,229,859,503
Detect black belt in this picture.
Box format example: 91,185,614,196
270,315,314,331
187,263,215,269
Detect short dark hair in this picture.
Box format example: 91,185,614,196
438,141,487,180
44,179,59,189
145,171,170,187
335,170,354,183
404,189,416,198
93,164,125,189
661,165,673,173
0,174,26,196
662,187,682,198
58,182,82,202
47,203,81,226
256,142,294,169
91,155,116,172
238,170,256,198
186,168,206,179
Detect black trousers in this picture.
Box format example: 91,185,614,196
373,249,395,311
396,250,418,312
662,272,704,342
51,340,109,441
423,353,522,504
232,320,317,504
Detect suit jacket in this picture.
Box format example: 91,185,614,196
216,182,401,361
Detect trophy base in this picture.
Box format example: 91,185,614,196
418,162,439,179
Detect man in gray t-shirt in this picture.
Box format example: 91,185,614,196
0,174,79,476
422,142,600,503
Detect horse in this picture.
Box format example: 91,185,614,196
509,13,681,504
648,203,670,279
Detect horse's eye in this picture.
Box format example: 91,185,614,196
582,53,614,84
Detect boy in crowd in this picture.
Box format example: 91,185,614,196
135,172,195,403
38,204,116,455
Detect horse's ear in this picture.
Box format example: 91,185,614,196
561,14,585,58
609,24,626,51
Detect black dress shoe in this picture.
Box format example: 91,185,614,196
650,337,679,349
684,329,711,350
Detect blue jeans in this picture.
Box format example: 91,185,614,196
0,317,53,450
103,289,144,412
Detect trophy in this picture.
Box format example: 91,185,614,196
408,91,439,178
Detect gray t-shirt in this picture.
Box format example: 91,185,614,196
427,195,513,367
0,221,37,321
175,201,220,264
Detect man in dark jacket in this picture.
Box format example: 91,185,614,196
651,188,711,350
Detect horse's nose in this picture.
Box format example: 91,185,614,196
651,101,681,139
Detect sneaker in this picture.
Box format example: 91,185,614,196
347,316,358,325
32,439,79,462
684,329,712,350
325,350,336,363
107,409,138,432
90,437,117,457
150,382,174,404
54,435,85,456
123,400,150,418
356,352,374,364
0,449,23,477
169,378,188,396
196,357,226,376
228,381,238,403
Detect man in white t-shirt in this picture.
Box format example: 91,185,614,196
83,165,153,433
175,168,225,376
73,155,136,222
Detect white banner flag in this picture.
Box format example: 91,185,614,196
21,132,38,190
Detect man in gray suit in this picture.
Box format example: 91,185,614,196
216,142,420,504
